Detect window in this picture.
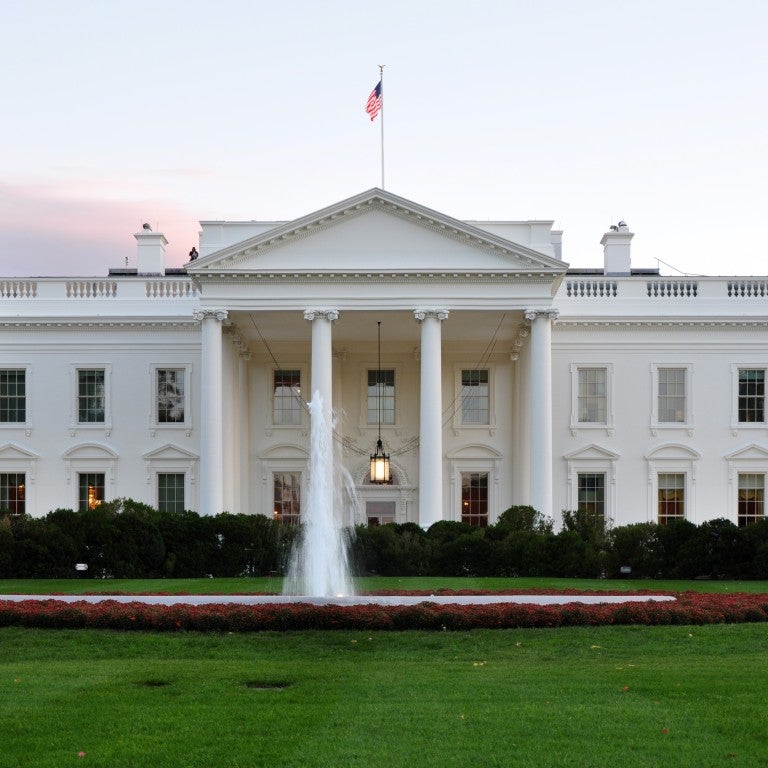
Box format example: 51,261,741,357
0,370,25,423
0,473,25,514
461,472,488,527
157,369,185,423
366,501,396,525
78,473,105,511
738,474,764,527
738,369,765,423
158,473,185,513
576,367,607,424
658,368,686,423
273,370,302,425
367,369,395,425
577,473,605,528
460,369,489,425
274,472,301,525
658,473,685,525
78,370,105,423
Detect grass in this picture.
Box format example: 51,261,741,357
2,624,768,767
3,575,768,594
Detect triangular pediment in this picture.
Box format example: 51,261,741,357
188,189,566,277
143,443,199,461
725,443,768,461
564,444,620,461
0,442,40,461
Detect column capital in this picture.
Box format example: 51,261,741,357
524,308,559,323
193,308,229,323
304,309,339,322
414,308,449,323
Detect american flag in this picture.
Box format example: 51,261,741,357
365,80,382,121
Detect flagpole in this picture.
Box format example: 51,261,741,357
379,64,385,189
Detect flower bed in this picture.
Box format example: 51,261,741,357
1,591,768,632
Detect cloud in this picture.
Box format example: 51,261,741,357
0,182,199,277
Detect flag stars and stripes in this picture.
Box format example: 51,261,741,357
366,81,382,121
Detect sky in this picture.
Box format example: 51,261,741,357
1,0,767,278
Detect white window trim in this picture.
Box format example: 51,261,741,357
447,455,500,525
452,364,496,432
565,447,618,527
650,363,694,433
360,362,401,430
645,444,700,524
0,365,32,434
725,444,768,523
267,364,307,430
731,364,767,430
143,444,198,512
155,472,188,512
69,364,112,434
62,442,118,509
150,363,193,433
569,363,614,434
0,442,39,515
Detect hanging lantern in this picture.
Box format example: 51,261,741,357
370,321,391,484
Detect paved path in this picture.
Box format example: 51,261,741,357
0,594,677,606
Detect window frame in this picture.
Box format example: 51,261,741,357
570,364,614,431
651,364,693,430
77,472,106,511
157,472,186,513
153,365,192,429
359,362,402,429
70,364,112,431
460,471,490,528
565,444,619,527
737,472,765,527
269,366,306,428
273,471,302,525
732,365,767,428
367,368,396,426
454,366,495,429
0,368,29,427
645,444,700,524
0,472,26,514
577,472,607,529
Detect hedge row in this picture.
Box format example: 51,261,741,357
1,591,767,631
3,501,768,579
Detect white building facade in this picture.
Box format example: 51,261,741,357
2,189,767,529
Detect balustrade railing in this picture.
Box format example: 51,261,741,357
0,280,37,298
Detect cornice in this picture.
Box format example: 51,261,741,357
0,319,200,331
191,270,557,284
554,318,768,331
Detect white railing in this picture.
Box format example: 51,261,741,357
727,280,768,297
0,280,37,298
565,280,618,298
65,280,118,298
145,280,199,298
646,280,698,297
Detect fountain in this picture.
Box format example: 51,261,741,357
283,392,357,597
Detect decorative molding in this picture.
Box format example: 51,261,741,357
524,308,559,322
303,309,339,322
413,309,449,322
193,309,229,323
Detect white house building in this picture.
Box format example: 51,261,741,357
1,188,767,529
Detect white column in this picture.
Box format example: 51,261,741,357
524,308,558,518
238,349,250,514
195,309,229,516
303,309,338,422
414,309,449,529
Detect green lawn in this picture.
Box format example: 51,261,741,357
2,575,768,594
2,624,767,768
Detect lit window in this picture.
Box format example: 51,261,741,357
738,473,764,527
0,473,25,514
578,473,605,528
273,370,302,425
157,369,185,423
158,473,185,513
78,370,105,423
461,472,488,527
368,370,395,425
366,501,396,525
738,369,765,423
658,368,686,423
0,370,25,423
274,472,301,525
78,473,105,511
460,369,489,425
658,473,685,525
578,368,607,423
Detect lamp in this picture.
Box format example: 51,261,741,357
370,321,391,484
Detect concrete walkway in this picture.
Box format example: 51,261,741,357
0,594,677,607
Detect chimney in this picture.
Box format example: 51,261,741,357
134,223,168,275
600,221,633,276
